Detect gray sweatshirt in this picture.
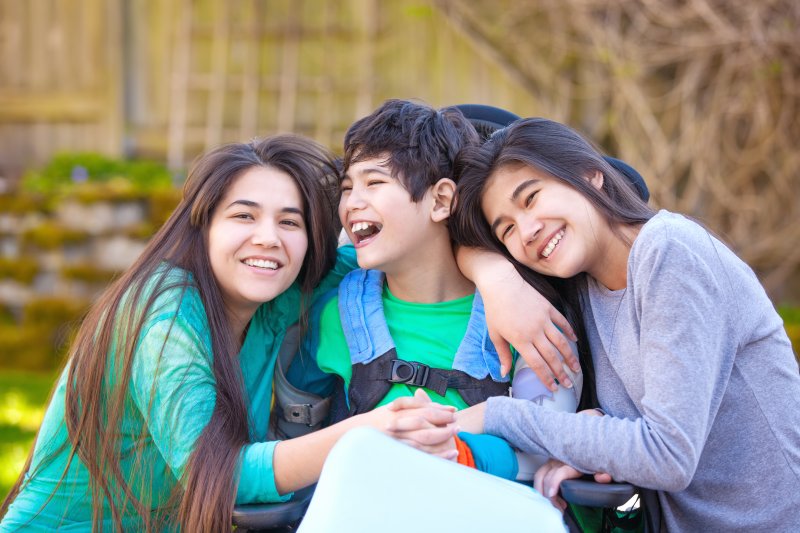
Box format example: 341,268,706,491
485,210,800,532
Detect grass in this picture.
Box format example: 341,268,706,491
0,371,55,499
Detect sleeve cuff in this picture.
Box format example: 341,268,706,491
236,441,293,505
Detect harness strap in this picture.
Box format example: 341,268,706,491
347,351,510,415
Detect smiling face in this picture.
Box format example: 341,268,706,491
208,166,308,325
481,163,614,281
338,156,440,275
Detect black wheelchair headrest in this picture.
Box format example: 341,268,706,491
455,104,649,202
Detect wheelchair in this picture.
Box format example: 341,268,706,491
232,104,659,533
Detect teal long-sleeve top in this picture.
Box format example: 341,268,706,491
0,247,357,532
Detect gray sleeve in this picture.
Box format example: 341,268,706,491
485,220,739,491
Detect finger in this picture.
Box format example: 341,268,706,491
395,437,453,454
385,415,434,433
413,388,433,403
548,306,577,342
544,321,581,375
534,464,549,495
394,426,459,447
490,332,513,377
436,449,459,461
515,344,557,392
551,496,568,513
594,472,613,484
529,335,572,390
388,396,456,412
418,406,457,426
545,463,579,499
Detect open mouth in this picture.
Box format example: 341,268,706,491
540,229,565,259
351,221,382,244
242,258,281,270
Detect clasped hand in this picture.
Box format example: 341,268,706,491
375,389,460,461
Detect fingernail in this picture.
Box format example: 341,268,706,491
571,362,582,373
549,383,558,393
500,364,508,377
562,376,573,389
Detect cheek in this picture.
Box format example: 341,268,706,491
289,232,309,267
507,239,535,268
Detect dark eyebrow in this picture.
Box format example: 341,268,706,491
225,199,259,210
224,200,304,216
510,179,539,202
489,179,539,236
281,207,304,216
352,165,393,178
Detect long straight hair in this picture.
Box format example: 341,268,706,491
451,118,656,409
1,135,340,531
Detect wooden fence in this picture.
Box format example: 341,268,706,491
0,0,798,301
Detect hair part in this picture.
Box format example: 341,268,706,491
342,99,481,202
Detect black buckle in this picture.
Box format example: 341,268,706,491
389,359,430,387
284,403,313,426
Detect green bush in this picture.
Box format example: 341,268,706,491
148,188,182,226
0,257,39,284
0,194,47,215
21,153,174,195
21,222,89,250
0,325,57,370
23,297,88,328
61,263,119,284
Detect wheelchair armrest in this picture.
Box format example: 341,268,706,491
232,484,316,531
560,478,637,508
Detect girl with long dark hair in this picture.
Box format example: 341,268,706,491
449,118,800,530
0,135,456,532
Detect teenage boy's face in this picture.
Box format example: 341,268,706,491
339,156,433,273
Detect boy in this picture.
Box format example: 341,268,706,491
282,99,579,478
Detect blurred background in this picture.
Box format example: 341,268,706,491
0,0,798,496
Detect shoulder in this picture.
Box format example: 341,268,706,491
135,264,209,340
630,210,727,273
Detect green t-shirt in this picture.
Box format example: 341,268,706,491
315,284,474,410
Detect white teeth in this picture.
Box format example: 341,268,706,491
350,221,381,238
351,221,371,232
541,229,565,258
244,258,278,270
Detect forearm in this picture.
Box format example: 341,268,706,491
455,246,515,286
483,397,700,491
455,402,486,434
272,410,379,494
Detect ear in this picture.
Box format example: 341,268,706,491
589,170,604,190
430,178,456,222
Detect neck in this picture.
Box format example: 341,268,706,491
226,307,257,349
383,237,474,303
591,223,642,291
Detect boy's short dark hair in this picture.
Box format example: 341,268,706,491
343,99,480,202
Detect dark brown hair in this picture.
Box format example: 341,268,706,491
343,99,480,200
1,135,339,531
451,118,656,410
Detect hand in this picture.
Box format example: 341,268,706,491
380,390,459,459
534,459,613,513
458,247,580,390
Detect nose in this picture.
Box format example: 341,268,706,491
251,220,281,248
342,185,367,213
518,214,543,248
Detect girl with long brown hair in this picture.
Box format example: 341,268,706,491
0,134,456,532
449,118,800,530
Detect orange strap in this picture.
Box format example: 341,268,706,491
454,435,476,468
